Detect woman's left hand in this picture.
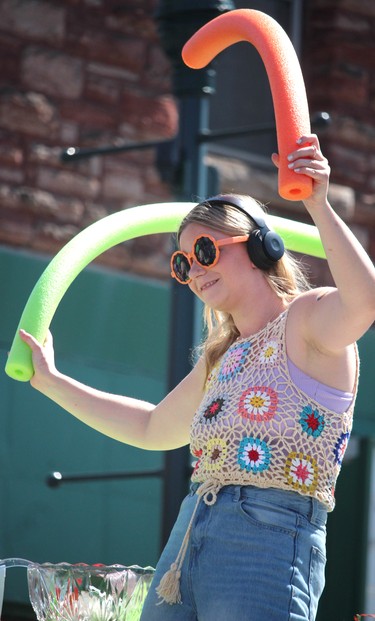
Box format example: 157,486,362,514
272,134,330,212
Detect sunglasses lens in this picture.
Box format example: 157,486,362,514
172,253,191,283
194,236,217,266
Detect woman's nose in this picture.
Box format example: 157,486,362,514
189,259,206,279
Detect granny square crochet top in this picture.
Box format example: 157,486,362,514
190,310,359,511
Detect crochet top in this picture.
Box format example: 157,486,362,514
190,310,359,512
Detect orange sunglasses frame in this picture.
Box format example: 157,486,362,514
170,233,249,284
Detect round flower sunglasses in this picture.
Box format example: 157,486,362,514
170,233,249,284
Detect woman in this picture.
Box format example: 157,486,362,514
20,135,375,620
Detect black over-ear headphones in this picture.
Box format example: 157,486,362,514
205,194,285,270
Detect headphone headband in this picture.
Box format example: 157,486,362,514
203,194,285,269
205,194,267,230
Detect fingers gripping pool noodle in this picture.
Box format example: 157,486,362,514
182,9,312,201
5,203,324,382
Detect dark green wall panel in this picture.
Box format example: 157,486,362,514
354,330,375,436
0,247,169,604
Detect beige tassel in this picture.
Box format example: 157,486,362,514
155,495,199,606
156,480,222,606
155,562,182,605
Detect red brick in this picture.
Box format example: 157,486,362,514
37,167,100,200
335,43,375,72
0,90,59,138
21,47,84,99
103,149,155,172
102,168,144,202
354,194,375,226
85,73,121,106
0,167,24,184
328,143,369,189
310,0,375,16
0,0,65,44
105,8,159,40
60,100,117,130
143,165,171,199
28,142,103,182
336,0,375,17
0,213,33,246
82,202,110,227
0,183,84,222
32,222,79,254
28,143,66,167
121,92,178,139
330,118,375,151
0,33,23,85
0,142,23,166
87,62,138,83
66,19,146,74
60,121,80,146
310,71,369,107
334,12,372,33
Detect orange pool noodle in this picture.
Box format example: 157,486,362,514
182,9,312,201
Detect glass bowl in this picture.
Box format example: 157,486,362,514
27,562,155,621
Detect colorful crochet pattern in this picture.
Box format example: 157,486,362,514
190,311,358,511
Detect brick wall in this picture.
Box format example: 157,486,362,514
303,0,375,259
0,0,374,280
0,0,177,277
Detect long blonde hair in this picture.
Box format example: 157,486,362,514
177,194,312,377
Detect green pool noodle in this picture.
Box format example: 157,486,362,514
5,202,325,382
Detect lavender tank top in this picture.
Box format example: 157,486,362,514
287,358,353,414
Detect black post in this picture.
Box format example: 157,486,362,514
155,0,235,548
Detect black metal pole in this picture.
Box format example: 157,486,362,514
46,469,164,487
161,96,211,547
156,0,235,548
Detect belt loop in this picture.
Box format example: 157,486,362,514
232,485,242,502
310,498,327,526
190,482,199,496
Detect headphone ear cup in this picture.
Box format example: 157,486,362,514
247,229,285,269
247,230,272,270
263,231,285,261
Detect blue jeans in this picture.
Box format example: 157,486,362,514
140,484,327,621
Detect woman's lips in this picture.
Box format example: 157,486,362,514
200,278,219,292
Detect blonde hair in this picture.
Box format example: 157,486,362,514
177,194,312,377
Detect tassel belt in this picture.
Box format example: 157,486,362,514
156,479,223,605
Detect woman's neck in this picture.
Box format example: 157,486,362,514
232,289,288,338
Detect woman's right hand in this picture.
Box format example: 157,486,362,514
19,329,57,390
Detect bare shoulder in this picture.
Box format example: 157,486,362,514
286,287,335,335
286,289,358,392
289,286,335,309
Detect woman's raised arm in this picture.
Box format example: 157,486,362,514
275,134,375,352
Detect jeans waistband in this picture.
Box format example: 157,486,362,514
189,483,327,527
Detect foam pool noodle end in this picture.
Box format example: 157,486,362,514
5,203,324,382
182,9,312,201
